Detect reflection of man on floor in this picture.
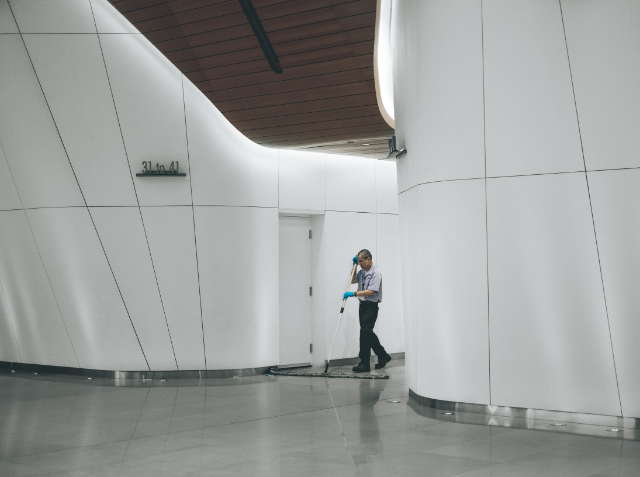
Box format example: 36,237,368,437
350,379,385,467
343,249,391,373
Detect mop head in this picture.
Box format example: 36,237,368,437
269,368,389,379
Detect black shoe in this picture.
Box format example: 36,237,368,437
352,362,370,373
375,354,392,369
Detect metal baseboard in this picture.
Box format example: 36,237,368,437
409,389,640,440
0,361,274,379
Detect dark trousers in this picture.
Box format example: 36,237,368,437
358,301,387,364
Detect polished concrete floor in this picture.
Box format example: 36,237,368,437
0,361,639,477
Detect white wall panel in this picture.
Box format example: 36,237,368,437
140,206,205,370
26,208,148,371
415,0,485,183
414,180,490,404
10,0,96,33
0,0,18,33
0,36,84,209
375,160,399,214
323,211,377,360
375,214,404,355
0,279,21,363
100,34,192,206
398,188,417,390
89,207,177,371
562,0,640,171
0,211,77,367
278,149,325,211
194,206,279,369
588,170,640,418
90,0,139,34
0,144,21,211
487,173,620,415
483,0,584,177
326,155,376,213
184,80,278,208
392,0,418,193
24,35,137,207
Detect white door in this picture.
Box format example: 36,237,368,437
279,216,312,367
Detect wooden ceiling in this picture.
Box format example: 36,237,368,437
108,0,394,158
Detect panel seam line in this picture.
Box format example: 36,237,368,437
13,2,149,369
89,0,179,370
558,0,623,415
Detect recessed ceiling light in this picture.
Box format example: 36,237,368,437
607,428,623,432
363,143,370,146
550,423,566,426
388,400,401,403
86,378,92,380
442,412,454,415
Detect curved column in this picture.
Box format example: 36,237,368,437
393,0,640,418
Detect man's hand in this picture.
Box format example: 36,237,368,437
343,292,355,300
353,256,358,265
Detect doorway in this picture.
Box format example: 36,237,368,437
279,216,312,367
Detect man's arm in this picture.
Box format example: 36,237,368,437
351,256,359,284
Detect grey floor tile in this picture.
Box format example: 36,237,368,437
0,366,638,477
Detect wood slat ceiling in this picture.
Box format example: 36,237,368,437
108,0,394,158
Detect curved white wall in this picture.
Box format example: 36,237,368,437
393,0,640,418
0,0,403,371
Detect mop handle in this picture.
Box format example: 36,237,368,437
341,262,358,312
325,261,358,373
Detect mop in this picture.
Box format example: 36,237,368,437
270,259,389,380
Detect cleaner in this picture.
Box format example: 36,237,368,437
344,249,392,373
271,251,390,380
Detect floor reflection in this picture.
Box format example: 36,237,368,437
1,361,639,477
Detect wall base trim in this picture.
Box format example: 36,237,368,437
409,389,639,438
0,361,274,379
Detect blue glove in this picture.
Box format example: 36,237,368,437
343,292,355,300
353,256,358,265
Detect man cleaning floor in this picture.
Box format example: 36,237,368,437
344,249,392,373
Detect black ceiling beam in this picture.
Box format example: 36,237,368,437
237,0,283,74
